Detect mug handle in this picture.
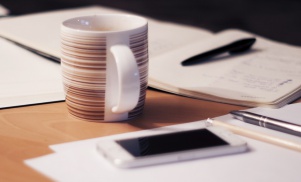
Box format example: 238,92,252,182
110,45,140,113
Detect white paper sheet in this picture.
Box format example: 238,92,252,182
25,141,301,182
0,38,64,108
25,103,301,182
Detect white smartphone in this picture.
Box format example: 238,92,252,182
96,126,247,168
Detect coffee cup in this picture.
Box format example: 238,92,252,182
60,14,148,122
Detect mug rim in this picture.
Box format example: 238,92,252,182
61,14,148,36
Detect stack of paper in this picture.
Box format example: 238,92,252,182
25,103,301,182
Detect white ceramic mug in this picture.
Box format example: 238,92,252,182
60,14,148,122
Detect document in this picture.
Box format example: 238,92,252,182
0,38,64,108
25,103,301,182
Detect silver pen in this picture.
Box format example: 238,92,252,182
230,111,301,137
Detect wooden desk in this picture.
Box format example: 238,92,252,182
0,89,250,181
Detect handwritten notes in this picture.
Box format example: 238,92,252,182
149,29,301,107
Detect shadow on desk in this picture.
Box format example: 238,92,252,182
127,89,245,129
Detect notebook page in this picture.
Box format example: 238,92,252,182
149,29,301,106
0,6,212,60
0,38,64,108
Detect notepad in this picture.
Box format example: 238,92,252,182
0,6,300,108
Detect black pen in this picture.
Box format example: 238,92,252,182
181,38,256,66
230,111,301,137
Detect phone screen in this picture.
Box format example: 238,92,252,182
116,129,228,157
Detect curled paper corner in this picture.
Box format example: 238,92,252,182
0,4,9,16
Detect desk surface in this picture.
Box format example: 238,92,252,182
0,89,253,181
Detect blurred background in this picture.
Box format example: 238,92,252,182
1,0,301,46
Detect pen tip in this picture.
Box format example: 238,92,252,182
230,110,239,115
181,61,193,66
230,110,244,120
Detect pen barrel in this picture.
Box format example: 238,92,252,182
243,113,301,137
209,119,301,153
265,119,301,137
